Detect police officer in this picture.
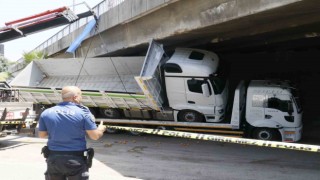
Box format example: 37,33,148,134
38,86,106,180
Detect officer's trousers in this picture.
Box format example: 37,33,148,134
45,154,89,180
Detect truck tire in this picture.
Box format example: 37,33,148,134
252,128,280,141
128,125,144,136
106,127,119,134
156,126,167,130
178,110,204,122
99,108,121,119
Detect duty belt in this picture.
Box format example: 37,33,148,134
49,150,86,157
41,146,95,168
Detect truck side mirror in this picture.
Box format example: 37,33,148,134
202,83,210,97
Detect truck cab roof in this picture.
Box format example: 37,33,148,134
248,80,294,95
164,48,219,77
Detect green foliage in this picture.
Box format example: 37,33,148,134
0,56,10,72
0,72,10,81
22,51,47,64
8,61,16,65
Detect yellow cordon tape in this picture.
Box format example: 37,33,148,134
106,125,320,153
0,121,37,125
0,121,25,124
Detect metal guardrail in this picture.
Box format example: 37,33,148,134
33,0,125,53
9,0,125,73
9,0,174,74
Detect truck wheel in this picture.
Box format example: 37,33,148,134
106,127,119,134
129,125,144,136
253,128,280,141
100,108,121,119
178,110,204,122
156,126,167,130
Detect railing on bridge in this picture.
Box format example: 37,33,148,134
9,0,175,74
33,0,125,53
9,0,125,74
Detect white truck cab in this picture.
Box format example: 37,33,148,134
163,48,228,123
160,48,303,141
246,80,303,142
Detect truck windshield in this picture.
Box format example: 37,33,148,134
209,77,227,94
291,96,302,113
291,89,302,113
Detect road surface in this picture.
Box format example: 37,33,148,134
90,133,320,180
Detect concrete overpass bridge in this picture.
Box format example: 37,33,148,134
31,0,320,58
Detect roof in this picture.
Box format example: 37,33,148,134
165,48,219,77
248,80,293,95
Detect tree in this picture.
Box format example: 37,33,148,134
0,72,9,81
22,50,47,64
0,57,14,81
0,56,10,72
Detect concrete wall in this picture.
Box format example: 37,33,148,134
11,0,315,73
40,0,320,60
79,0,301,57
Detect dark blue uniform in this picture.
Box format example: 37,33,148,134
39,102,97,180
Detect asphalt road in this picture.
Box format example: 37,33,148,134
0,135,141,180
89,133,320,180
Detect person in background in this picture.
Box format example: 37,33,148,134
38,86,106,180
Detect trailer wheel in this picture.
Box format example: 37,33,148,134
156,126,167,130
178,110,204,122
100,108,121,119
106,127,119,134
252,128,280,141
128,125,144,136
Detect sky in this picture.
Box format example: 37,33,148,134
0,0,103,61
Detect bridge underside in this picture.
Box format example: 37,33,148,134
50,0,319,58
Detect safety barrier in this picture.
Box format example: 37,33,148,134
0,121,37,125
106,125,320,153
0,121,26,124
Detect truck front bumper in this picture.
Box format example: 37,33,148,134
280,125,303,142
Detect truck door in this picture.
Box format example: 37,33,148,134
248,94,266,122
185,78,215,114
265,94,294,127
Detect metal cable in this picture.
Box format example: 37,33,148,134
75,20,99,86
97,32,154,110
